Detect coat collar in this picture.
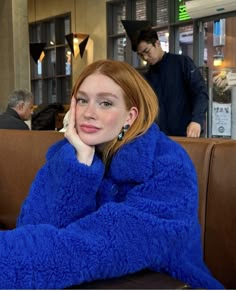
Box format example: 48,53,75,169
150,52,168,70
108,124,161,183
6,107,22,120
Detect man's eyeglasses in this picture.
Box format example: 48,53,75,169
137,45,154,59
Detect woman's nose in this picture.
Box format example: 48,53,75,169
83,103,96,118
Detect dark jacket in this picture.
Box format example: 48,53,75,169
145,53,209,136
0,124,223,289
0,107,29,130
31,103,64,130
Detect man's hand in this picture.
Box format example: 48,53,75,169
65,96,95,166
186,122,201,138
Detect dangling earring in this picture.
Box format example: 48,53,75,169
118,124,130,141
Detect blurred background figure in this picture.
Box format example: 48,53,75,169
31,102,64,131
0,89,33,130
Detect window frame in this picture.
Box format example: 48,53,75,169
29,13,72,106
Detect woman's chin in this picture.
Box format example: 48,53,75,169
79,132,116,148
80,138,97,146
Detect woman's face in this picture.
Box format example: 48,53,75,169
75,73,138,147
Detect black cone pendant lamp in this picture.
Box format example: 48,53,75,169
30,42,46,64
29,0,46,63
121,20,151,50
65,33,89,58
65,0,89,58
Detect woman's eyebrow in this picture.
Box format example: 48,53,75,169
76,90,87,96
97,92,118,99
77,90,118,99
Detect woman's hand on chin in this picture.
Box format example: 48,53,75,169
65,96,95,166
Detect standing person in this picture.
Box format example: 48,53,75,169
133,28,209,137
0,89,34,130
0,60,223,289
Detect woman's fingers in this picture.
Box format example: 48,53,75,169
68,96,76,129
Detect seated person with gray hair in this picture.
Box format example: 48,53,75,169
0,89,33,130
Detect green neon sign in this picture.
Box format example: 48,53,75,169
178,1,191,21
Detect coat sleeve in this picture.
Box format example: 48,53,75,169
17,139,105,228
0,146,223,289
184,56,209,128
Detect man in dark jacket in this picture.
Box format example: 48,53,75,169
133,28,208,137
0,89,33,130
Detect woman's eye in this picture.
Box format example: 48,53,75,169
100,101,112,107
77,97,87,105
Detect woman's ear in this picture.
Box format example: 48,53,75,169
126,106,138,126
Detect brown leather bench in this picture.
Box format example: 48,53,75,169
0,129,235,289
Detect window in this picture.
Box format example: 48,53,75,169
106,1,126,61
106,0,196,69
178,25,193,58
29,14,72,105
107,0,171,68
136,0,147,20
155,0,168,26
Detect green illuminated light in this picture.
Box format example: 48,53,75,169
179,5,191,21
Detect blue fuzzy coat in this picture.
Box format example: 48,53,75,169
0,124,223,289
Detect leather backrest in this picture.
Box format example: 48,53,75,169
204,141,236,289
0,129,64,229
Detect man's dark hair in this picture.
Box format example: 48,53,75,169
132,28,159,52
